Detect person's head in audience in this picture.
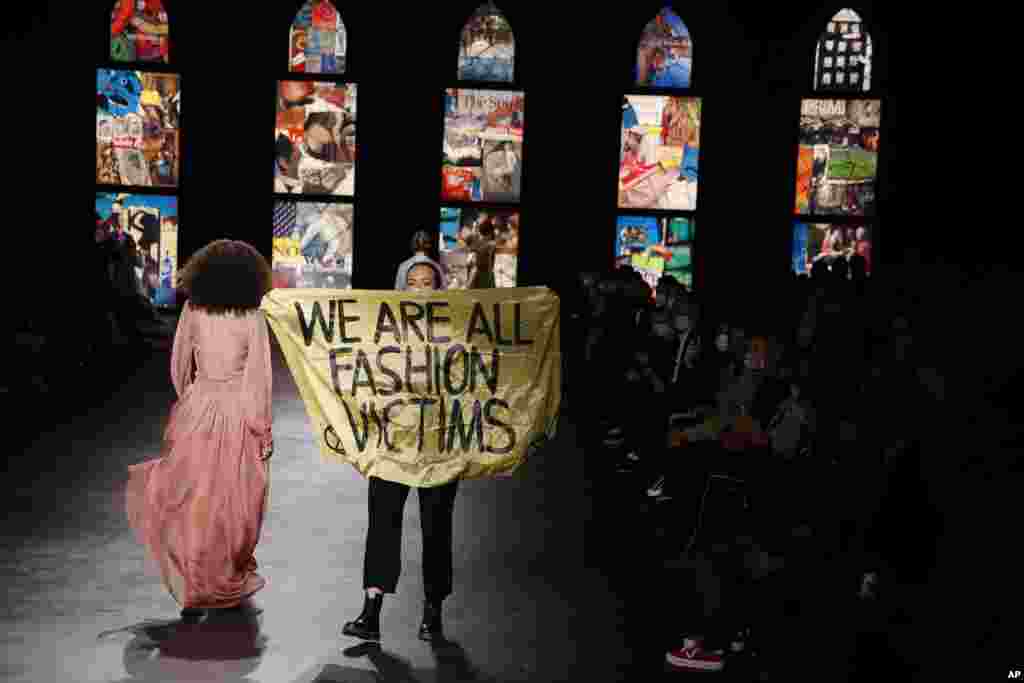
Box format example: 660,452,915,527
683,333,702,368
831,256,849,282
731,327,746,354
849,254,867,282
715,325,731,353
673,309,691,335
889,315,913,360
655,276,673,306
811,258,830,283
777,362,794,381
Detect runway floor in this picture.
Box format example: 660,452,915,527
1,334,637,683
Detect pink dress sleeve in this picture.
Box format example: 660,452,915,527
170,302,195,399
243,311,273,450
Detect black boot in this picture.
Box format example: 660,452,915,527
418,600,444,642
342,593,383,641
180,608,204,624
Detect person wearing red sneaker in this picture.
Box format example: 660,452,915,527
666,636,726,671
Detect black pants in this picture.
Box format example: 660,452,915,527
364,476,459,603
676,444,784,645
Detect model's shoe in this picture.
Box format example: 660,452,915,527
418,600,444,642
342,593,383,641
180,608,204,624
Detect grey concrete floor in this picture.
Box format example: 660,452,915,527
0,337,631,683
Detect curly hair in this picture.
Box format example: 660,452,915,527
177,240,272,315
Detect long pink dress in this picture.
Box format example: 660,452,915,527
125,302,273,609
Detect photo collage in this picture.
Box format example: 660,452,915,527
792,222,872,277
795,98,881,217
615,215,695,291
440,88,524,202
457,2,515,83
110,0,170,63
635,7,693,88
96,193,179,307
275,81,357,196
289,0,347,74
441,89,524,204
272,201,354,290
814,8,872,91
619,95,701,211
97,69,180,188
439,207,519,289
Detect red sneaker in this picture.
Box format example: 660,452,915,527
666,637,726,672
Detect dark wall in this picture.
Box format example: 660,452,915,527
7,1,905,317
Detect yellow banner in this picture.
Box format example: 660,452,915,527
261,287,561,488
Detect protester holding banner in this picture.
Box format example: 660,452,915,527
261,276,560,644
340,254,460,644
124,240,274,624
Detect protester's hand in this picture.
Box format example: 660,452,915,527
261,439,274,461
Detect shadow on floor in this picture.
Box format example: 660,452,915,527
99,608,268,682
310,640,495,682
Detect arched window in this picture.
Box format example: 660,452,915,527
110,0,170,63
273,1,356,290
813,8,872,92
98,0,181,308
616,7,701,293
792,9,882,278
440,4,523,289
457,1,515,83
289,0,347,74
636,6,692,88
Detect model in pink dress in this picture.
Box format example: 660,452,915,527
125,241,273,620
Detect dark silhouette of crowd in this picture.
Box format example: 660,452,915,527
566,255,936,677
3,213,171,398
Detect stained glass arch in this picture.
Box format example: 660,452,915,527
813,8,873,92
457,2,515,83
636,7,692,88
289,0,348,74
110,0,170,63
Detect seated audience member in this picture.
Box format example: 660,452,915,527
810,258,830,285
830,255,849,283
849,253,868,284
766,372,815,460
854,227,872,275
617,342,669,472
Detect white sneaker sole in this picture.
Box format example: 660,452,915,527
666,653,724,671
646,477,665,497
